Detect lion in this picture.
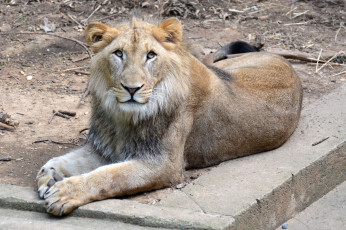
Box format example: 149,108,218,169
36,16,303,216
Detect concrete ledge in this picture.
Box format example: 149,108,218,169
0,184,233,230
0,84,345,229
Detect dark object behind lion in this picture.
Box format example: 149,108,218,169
213,41,256,63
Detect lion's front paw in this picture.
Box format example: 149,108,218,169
37,166,64,199
44,177,87,216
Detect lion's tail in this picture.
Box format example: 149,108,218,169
213,41,256,63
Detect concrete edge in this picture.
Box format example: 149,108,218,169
0,185,233,230
0,142,344,230
75,199,234,229
230,141,346,230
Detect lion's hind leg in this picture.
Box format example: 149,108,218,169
37,145,106,198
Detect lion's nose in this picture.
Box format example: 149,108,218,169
121,84,144,97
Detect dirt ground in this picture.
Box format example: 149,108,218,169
0,0,345,202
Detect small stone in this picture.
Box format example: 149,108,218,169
20,71,25,75
251,6,259,11
60,73,66,77
176,183,185,189
0,24,11,32
26,75,33,80
259,16,268,21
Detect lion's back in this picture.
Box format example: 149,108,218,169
184,53,302,169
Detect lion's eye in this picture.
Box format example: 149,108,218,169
114,50,123,58
147,51,157,60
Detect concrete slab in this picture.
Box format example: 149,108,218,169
276,181,346,230
0,184,233,230
0,83,345,229
0,208,157,230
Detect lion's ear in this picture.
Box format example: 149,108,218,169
159,18,183,43
85,22,119,53
153,18,182,50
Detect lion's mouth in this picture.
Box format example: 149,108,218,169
113,87,149,104
121,98,147,104
125,99,137,103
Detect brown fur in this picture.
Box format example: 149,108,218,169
36,17,302,216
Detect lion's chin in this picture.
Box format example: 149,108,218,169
117,100,146,111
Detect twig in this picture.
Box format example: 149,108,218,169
58,110,76,117
0,122,15,131
74,71,90,75
312,137,329,146
222,52,343,65
264,50,345,64
9,75,20,82
72,55,90,63
292,10,309,19
79,80,91,105
316,49,323,72
284,22,309,26
48,110,72,123
0,32,92,58
228,8,244,13
33,139,49,144
54,110,71,119
285,6,297,18
61,66,88,72
51,140,79,146
48,111,58,124
33,139,79,146
67,13,84,28
2,3,19,6
316,51,345,73
331,71,346,78
94,13,118,22
82,5,102,25
0,157,12,161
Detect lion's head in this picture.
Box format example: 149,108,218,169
85,17,190,123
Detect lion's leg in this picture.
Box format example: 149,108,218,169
43,155,183,216
37,144,107,198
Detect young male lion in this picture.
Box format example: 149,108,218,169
37,17,302,216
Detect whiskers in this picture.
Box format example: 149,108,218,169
94,72,189,124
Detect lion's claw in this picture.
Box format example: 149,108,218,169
42,177,86,216
37,166,64,199
38,185,50,199
44,188,60,199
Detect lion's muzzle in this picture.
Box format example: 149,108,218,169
115,84,148,104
